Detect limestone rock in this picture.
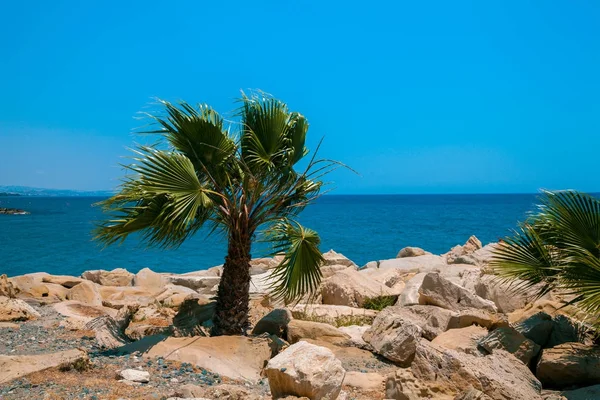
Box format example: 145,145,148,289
119,368,150,383
165,275,220,294
397,272,427,306
478,326,540,365
411,339,542,399
432,325,488,355
133,268,168,293
9,273,51,298
455,308,508,330
287,319,350,345
473,275,530,313
322,249,357,268
66,280,103,307
252,308,292,337
362,307,422,366
342,371,385,391
397,246,429,258
513,312,554,348
418,273,497,312
98,286,156,309
81,268,133,286
145,336,272,382
536,343,600,388
394,305,460,340
53,300,117,330
42,275,84,288
0,274,17,298
337,325,370,349
85,304,137,349
291,304,378,326
0,349,87,384
445,236,482,264
0,296,40,321
321,269,395,307
265,341,346,400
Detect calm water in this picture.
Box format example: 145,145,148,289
0,194,540,277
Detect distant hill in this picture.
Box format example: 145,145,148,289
0,186,114,197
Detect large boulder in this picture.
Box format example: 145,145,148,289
321,269,395,307
418,273,497,312
252,308,292,337
265,341,346,400
53,300,117,330
0,349,87,384
397,247,430,258
362,307,423,366
536,343,600,388
411,339,542,400
145,336,272,382
0,296,40,321
66,280,103,307
513,312,554,348
322,249,356,268
9,273,51,298
478,326,541,365
98,286,156,309
432,325,488,355
287,319,350,345
133,268,168,293
473,275,531,313
81,268,134,286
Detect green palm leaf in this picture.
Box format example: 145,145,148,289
265,219,324,304
492,190,600,329
95,147,214,248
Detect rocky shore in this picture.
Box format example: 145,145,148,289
1,236,598,400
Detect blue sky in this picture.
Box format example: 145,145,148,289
1,1,598,194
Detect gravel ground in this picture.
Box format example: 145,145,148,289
0,304,270,400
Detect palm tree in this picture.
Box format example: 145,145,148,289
94,91,341,335
491,190,600,328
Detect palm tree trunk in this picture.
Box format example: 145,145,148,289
212,228,252,336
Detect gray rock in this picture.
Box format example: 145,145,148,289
252,308,292,337
418,273,498,312
514,312,554,348
478,326,541,365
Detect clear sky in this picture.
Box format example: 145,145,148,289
1,1,598,194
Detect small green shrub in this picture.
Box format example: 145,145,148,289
363,295,397,311
59,356,92,372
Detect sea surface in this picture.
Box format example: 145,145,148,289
0,194,542,277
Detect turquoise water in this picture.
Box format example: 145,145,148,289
0,194,540,277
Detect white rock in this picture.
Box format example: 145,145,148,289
119,368,150,383
265,341,346,400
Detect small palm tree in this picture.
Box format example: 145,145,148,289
491,190,600,327
95,91,341,335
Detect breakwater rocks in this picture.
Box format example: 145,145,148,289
0,207,29,215
1,238,599,399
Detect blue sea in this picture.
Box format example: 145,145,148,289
0,194,541,277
